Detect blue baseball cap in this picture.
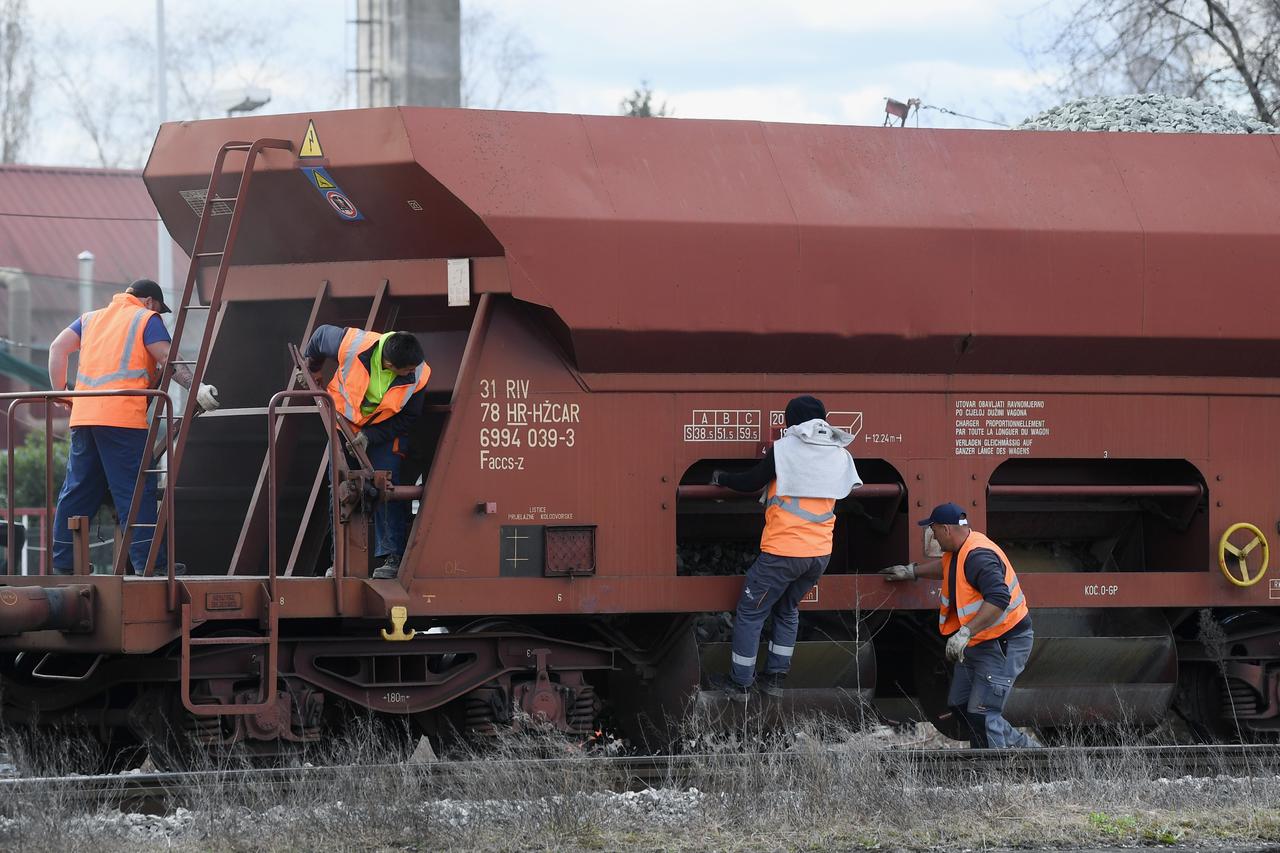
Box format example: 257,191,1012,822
917,502,968,527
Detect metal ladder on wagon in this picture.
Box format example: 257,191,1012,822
111,137,293,717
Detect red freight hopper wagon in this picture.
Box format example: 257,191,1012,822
3,107,1279,767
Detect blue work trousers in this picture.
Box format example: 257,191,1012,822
367,439,407,558
53,426,164,575
947,629,1036,748
730,552,828,687
331,437,408,561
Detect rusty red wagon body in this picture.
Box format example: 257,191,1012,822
2,107,1278,766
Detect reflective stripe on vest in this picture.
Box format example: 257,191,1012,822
76,308,151,387
69,293,158,429
759,481,837,558
326,327,430,430
764,494,835,523
938,530,1029,645
332,329,380,421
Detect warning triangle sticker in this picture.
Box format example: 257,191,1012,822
312,170,335,189
299,120,324,158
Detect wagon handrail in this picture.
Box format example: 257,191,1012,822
2,390,175,594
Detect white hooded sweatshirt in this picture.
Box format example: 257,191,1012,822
773,418,862,499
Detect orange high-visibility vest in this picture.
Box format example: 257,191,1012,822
326,328,429,430
759,481,836,558
69,293,159,429
939,530,1029,645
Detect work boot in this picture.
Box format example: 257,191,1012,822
708,673,751,703
133,562,185,577
757,671,786,698
372,554,401,580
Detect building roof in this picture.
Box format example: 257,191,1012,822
0,163,175,286
0,164,190,395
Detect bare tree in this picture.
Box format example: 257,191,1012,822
120,8,283,123
0,0,34,162
44,4,295,169
619,82,672,118
460,6,545,109
45,28,152,168
1031,1,1280,123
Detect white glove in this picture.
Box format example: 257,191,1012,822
879,563,917,582
196,383,220,412
945,625,972,663
349,431,369,454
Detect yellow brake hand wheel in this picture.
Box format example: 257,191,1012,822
1218,522,1270,587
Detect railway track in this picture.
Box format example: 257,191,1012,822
1,744,1277,814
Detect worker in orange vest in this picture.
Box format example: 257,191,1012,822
46,279,220,574
304,325,429,579
708,395,861,700
880,502,1040,748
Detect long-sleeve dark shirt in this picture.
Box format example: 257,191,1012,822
716,447,776,492
303,325,425,447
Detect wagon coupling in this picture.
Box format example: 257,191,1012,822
0,584,94,636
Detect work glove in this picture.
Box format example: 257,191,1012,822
710,470,726,486
196,383,220,413
349,431,369,455
879,563,917,582
945,625,972,663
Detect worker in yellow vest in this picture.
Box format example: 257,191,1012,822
305,325,429,579
708,396,861,700
880,502,1039,748
47,279,220,574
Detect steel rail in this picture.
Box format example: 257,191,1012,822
1,744,1277,814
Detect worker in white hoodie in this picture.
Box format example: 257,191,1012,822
709,396,860,700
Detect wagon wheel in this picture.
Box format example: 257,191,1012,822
1218,522,1270,587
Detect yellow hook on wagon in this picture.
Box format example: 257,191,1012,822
1218,522,1270,587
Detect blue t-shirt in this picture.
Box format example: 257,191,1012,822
69,313,170,346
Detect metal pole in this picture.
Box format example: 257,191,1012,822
77,250,94,317
155,0,183,413
155,0,172,310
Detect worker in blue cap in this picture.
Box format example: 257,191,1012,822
880,502,1039,748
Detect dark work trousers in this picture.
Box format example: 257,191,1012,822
330,437,408,562
730,552,829,687
53,425,164,575
947,629,1036,748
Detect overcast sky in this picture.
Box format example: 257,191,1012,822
25,0,1057,167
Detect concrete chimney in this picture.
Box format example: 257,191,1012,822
78,250,95,317
355,0,460,108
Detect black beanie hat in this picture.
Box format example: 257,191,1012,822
784,395,826,427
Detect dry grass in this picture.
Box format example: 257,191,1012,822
0,712,1278,852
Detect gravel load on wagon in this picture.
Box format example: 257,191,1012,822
1017,93,1278,133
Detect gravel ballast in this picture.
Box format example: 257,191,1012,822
1018,93,1278,133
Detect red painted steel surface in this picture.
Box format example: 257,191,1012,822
0,106,1259,657
145,109,1280,376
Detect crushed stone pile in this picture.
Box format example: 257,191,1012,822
677,540,758,577
1017,94,1277,134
